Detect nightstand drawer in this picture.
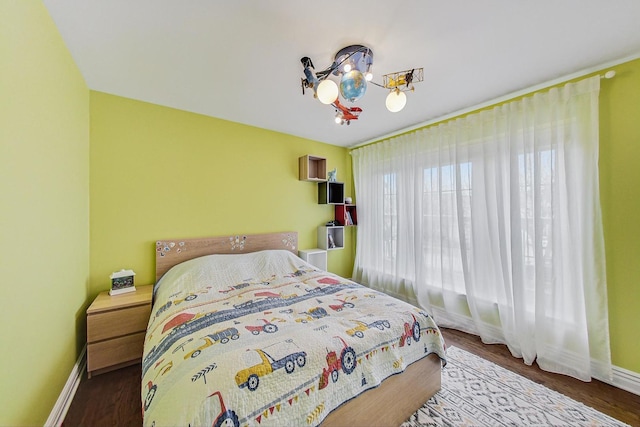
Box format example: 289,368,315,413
87,304,151,342
87,331,146,372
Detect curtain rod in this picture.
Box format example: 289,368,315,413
349,52,638,150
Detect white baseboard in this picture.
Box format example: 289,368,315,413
44,345,86,427
610,365,640,396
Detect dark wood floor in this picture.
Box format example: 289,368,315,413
63,328,640,426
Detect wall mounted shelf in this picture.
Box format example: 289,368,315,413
335,204,357,226
318,181,345,204
318,226,344,250
299,155,327,182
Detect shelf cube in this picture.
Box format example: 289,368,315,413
318,182,345,204
299,155,327,182
318,226,344,250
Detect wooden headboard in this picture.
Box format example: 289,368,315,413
155,231,298,282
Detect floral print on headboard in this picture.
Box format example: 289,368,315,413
282,233,296,251
229,235,247,251
157,241,186,257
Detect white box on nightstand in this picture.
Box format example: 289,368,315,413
298,248,327,271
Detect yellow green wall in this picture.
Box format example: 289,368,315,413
0,2,90,426
89,92,354,297
598,58,640,373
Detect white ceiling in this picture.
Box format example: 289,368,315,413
43,1,640,148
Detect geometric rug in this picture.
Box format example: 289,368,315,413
402,347,629,427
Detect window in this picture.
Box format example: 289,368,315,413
352,76,610,381
421,162,472,295
382,172,397,270
518,149,557,315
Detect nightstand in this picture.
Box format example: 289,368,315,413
86,285,153,378
299,248,328,271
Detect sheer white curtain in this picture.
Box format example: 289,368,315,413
351,76,612,382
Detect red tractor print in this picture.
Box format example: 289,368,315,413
329,298,355,312
245,319,279,335
207,391,239,427
399,313,421,347
318,336,357,390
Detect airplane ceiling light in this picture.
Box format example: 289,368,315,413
301,44,423,125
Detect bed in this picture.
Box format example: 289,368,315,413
142,232,446,426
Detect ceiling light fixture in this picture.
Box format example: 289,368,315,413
301,45,423,125
385,89,407,113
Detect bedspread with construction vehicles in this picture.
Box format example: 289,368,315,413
142,250,446,427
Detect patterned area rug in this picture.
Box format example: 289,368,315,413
402,346,629,427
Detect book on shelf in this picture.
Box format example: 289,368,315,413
345,211,353,225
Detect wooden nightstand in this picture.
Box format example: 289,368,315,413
86,285,153,378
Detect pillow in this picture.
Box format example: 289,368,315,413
154,249,313,301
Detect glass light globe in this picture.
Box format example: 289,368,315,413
364,71,373,81
386,90,407,112
316,79,339,104
339,70,367,102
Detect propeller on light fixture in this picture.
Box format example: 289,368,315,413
381,68,423,113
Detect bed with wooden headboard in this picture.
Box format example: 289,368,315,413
155,231,299,282
144,231,444,427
